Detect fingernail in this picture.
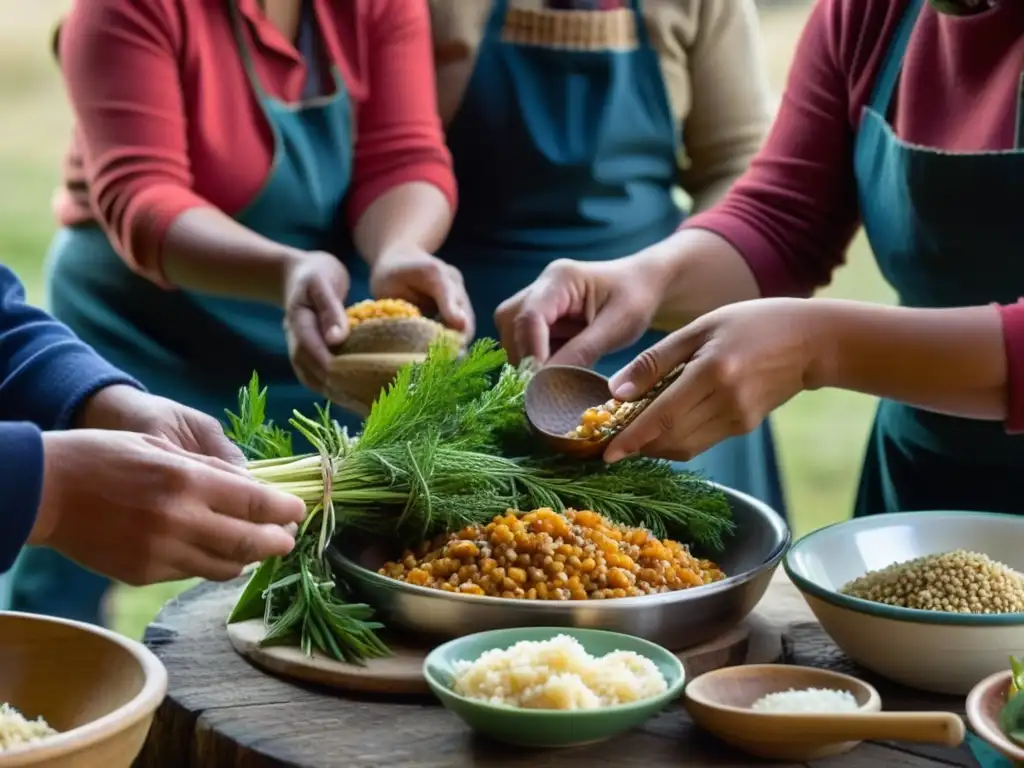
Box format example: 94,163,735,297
325,325,344,345
611,381,638,400
604,447,625,463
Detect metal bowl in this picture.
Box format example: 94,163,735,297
327,485,790,651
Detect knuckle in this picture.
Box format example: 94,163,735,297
711,354,745,388
655,408,676,435
228,532,259,565
631,349,663,382
547,258,580,279
155,464,191,499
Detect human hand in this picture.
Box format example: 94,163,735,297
283,251,352,393
31,431,307,585
369,248,475,339
494,258,664,367
77,385,245,466
603,298,825,463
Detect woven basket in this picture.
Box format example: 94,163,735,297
327,318,465,415
325,352,427,417
338,317,461,355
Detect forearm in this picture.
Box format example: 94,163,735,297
808,301,1007,420
352,182,452,267
637,229,762,331
160,208,301,305
0,423,44,572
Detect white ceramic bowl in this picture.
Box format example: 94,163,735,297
784,511,1024,696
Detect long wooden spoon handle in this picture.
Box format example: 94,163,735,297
800,712,966,747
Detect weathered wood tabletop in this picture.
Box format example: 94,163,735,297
133,571,983,768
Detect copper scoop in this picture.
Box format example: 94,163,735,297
523,364,684,459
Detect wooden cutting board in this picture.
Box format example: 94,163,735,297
227,610,783,696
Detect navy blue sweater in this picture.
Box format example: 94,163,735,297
0,265,138,573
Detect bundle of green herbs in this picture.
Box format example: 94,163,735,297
224,339,733,664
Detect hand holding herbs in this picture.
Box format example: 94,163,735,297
223,339,733,665
32,430,304,586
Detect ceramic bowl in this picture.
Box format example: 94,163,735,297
423,627,685,748
0,611,167,767
967,670,1024,765
785,511,1024,695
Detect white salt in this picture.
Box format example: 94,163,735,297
751,687,860,713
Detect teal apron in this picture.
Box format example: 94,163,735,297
344,0,786,515
10,0,359,624
853,0,1024,517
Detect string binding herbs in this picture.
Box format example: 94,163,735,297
224,339,733,665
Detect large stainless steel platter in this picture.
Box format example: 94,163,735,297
327,485,789,651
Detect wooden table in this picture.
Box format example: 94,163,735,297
133,572,984,768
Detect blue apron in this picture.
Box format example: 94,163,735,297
10,0,360,624
853,0,1024,517
345,0,786,515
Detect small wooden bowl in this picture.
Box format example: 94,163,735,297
325,352,426,417
338,317,461,356
523,365,613,459
0,611,167,767
684,664,964,762
967,670,1024,765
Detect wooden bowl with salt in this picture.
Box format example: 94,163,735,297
683,664,964,761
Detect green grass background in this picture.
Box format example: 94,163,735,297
1,1,895,640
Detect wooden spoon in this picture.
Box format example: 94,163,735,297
523,364,684,459
684,664,966,761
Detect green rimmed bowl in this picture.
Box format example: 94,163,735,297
784,510,1024,695
423,627,685,748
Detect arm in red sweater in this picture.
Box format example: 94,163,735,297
59,0,205,285
59,0,456,296
346,0,456,230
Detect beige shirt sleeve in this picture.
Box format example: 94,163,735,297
430,0,773,212
650,0,774,212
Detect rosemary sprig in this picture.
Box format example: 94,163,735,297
225,339,733,664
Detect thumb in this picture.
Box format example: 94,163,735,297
201,429,247,467
608,324,703,400
431,274,470,333
309,279,349,348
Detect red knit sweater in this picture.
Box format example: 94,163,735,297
53,0,456,283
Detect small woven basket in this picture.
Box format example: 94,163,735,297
326,317,464,415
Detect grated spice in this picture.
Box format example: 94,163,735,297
751,687,860,713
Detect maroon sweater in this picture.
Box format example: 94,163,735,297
684,0,1024,430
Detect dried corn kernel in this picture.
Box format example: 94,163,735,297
345,298,422,327
379,507,724,600
565,399,640,441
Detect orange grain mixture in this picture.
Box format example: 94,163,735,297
345,298,421,327
379,508,725,600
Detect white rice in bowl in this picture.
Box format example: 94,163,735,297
0,703,58,751
451,634,668,710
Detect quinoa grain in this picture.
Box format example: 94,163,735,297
840,550,1024,614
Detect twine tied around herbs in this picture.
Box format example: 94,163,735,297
315,445,337,558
